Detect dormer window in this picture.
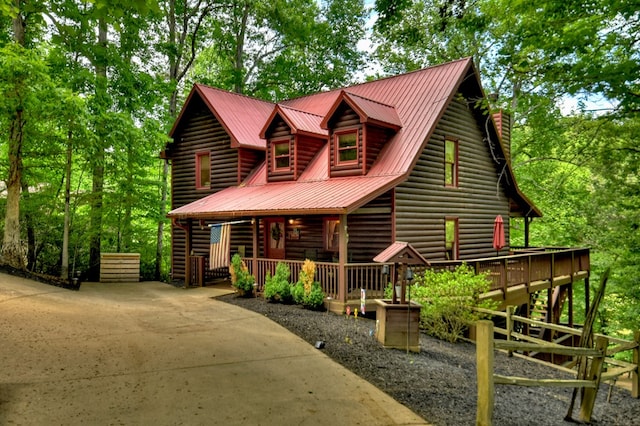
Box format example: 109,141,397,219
272,139,290,172
335,130,358,165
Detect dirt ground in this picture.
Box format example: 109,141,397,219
220,293,640,426
0,274,427,426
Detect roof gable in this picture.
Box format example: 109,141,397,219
260,105,327,139
169,84,274,150
320,91,402,131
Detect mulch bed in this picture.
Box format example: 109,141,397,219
219,292,640,426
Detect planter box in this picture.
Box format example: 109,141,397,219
375,299,422,352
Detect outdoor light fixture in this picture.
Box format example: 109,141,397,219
381,264,389,275
405,268,414,281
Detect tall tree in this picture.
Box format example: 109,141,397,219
190,0,367,99
0,1,47,269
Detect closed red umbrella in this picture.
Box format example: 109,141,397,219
493,215,505,255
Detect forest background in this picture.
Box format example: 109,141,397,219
1,0,638,339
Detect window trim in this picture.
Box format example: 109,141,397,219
195,150,211,189
445,217,459,260
323,217,341,252
334,129,359,166
444,137,459,187
271,138,291,172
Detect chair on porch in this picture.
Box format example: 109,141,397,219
304,248,317,261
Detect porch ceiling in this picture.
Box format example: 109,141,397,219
167,174,403,219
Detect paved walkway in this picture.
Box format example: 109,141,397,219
0,273,429,425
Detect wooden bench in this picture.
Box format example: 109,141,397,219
100,253,140,283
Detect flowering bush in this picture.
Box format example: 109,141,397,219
292,259,325,310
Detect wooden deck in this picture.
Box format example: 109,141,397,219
237,247,590,313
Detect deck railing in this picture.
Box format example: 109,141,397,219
245,258,394,300
429,247,590,293
243,247,590,303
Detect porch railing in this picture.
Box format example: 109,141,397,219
243,247,590,304
244,258,394,301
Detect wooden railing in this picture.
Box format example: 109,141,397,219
243,247,589,303
244,258,394,301
429,247,590,293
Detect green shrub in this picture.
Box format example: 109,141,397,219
229,253,255,296
292,259,325,310
411,264,497,342
264,262,292,303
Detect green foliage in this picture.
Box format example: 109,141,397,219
229,253,255,295
264,262,293,303
410,264,497,343
292,259,325,310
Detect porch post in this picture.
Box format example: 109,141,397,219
184,219,192,288
338,214,348,304
252,217,258,278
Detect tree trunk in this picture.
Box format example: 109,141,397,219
1,109,25,269
61,131,72,279
1,9,27,269
88,18,108,281
21,178,35,271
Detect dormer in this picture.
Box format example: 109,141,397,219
321,91,402,177
260,105,327,182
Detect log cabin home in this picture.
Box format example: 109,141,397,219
162,57,590,333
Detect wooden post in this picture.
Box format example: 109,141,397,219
337,214,347,304
633,330,639,398
252,218,258,283
184,219,192,288
476,320,494,426
578,335,608,422
506,306,514,357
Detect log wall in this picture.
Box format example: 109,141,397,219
395,94,511,261
169,97,249,279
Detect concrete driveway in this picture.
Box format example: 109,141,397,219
0,273,428,425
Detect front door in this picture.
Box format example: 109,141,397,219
265,218,285,259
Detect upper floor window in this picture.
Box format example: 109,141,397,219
335,130,358,165
195,151,210,189
444,138,458,187
445,217,459,260
272,140,290,171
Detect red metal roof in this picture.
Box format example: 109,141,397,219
169,174,403,218
168,57,541,219
169,85,274,150
260,105,327,139
320,91,402,130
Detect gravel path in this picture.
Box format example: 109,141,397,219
220,293,640,426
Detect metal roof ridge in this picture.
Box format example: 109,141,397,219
280,57,473,104
195,83,275,106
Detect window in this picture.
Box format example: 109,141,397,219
444,138,458,187
324,218,340,252
272,140,290,171
196,151,210,189
335,130,358,164
445,217,459,260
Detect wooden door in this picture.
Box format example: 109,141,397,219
264,218,285,259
